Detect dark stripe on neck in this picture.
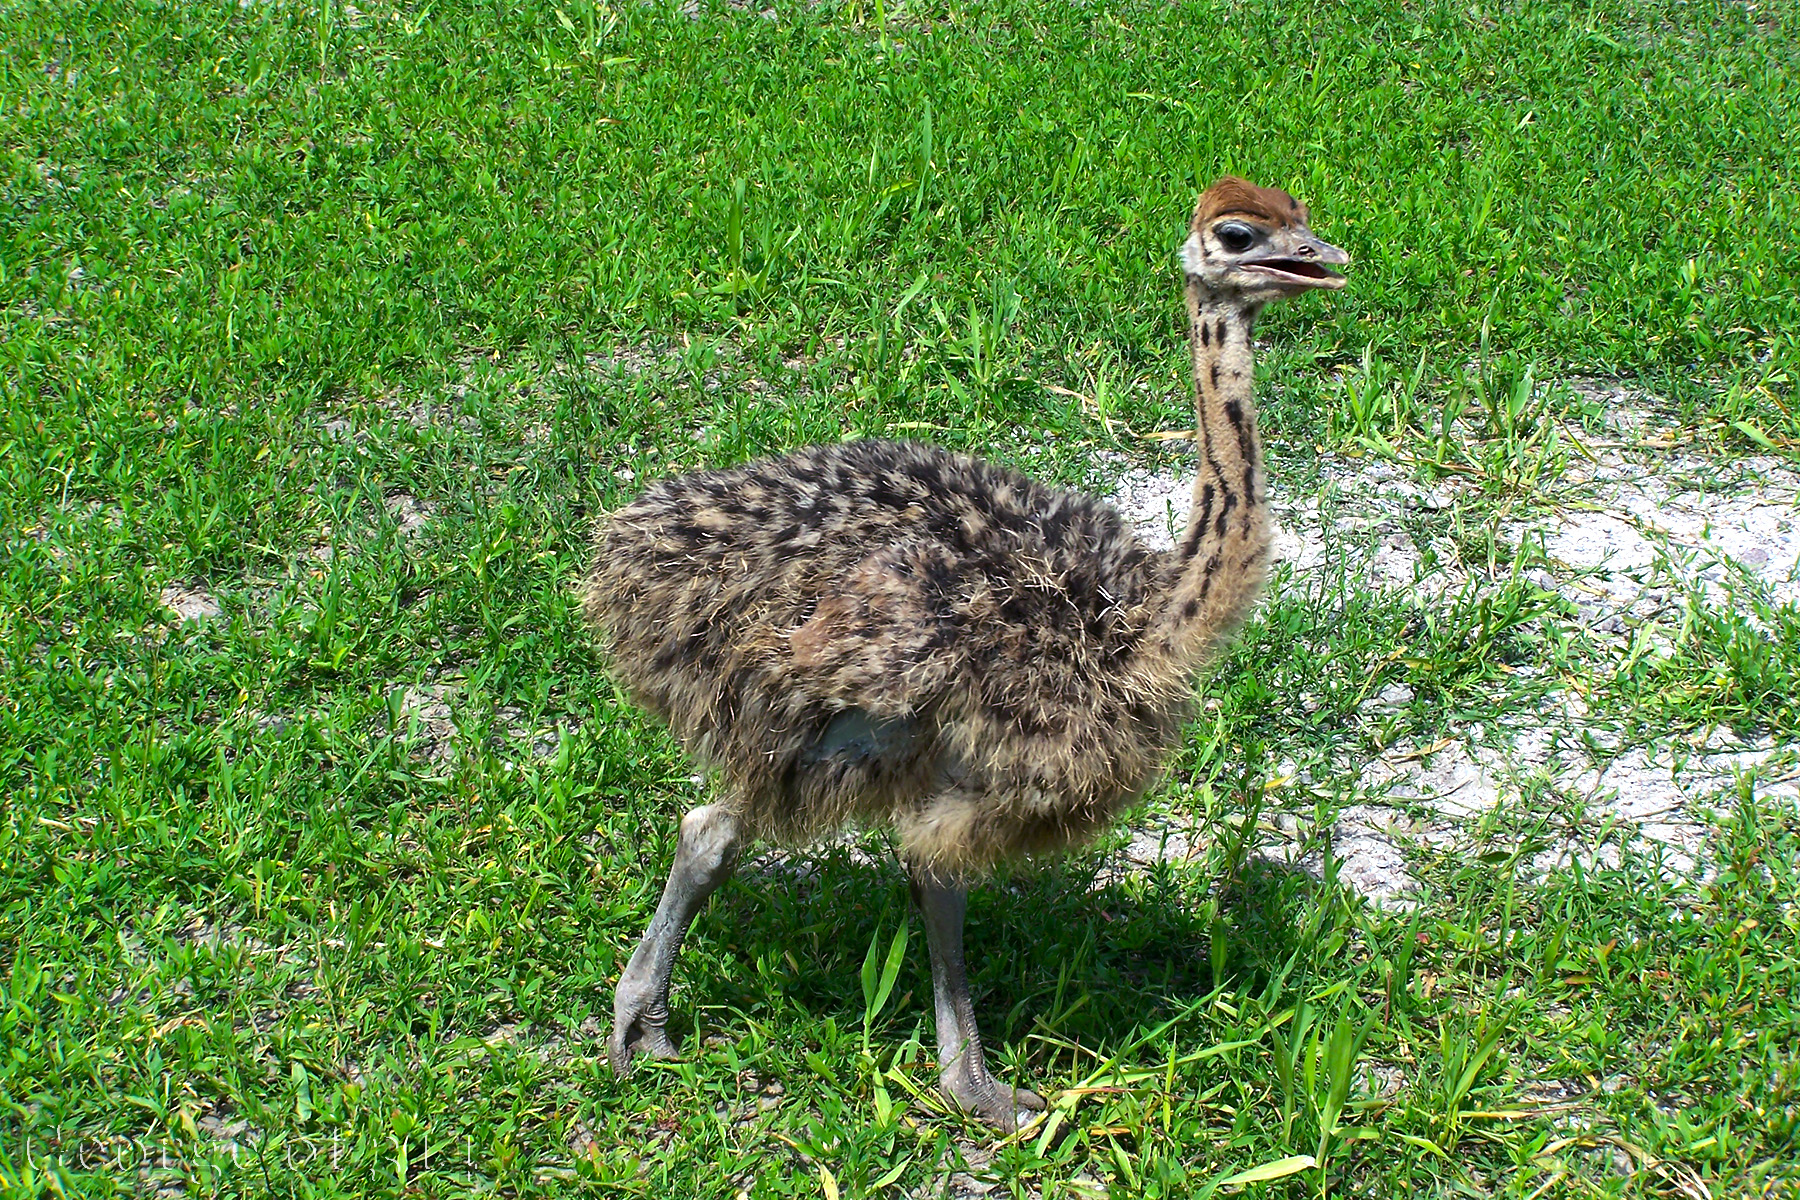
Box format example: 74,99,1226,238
1224,399,1258,509
1197,551,1223,601
1194,381,1233,543
1181,483,1216,558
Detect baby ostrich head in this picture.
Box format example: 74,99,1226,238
1180,176,1349,305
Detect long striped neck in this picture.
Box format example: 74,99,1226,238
1154,285,1272,659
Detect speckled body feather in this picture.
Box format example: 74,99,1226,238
585,439,1221,875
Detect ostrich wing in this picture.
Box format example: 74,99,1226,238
787,540,963,719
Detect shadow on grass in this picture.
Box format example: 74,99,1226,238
644,842,1322,1068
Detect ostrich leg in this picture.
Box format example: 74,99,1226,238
609,803,742,1072
909,868,1048,1132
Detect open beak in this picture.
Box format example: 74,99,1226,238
1242,234,1350,290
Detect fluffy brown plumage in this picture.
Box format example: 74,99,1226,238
586,439,1189,876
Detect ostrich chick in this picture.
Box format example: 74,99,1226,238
585,178,1348,1132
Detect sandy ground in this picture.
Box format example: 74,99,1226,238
1107,398,1800,903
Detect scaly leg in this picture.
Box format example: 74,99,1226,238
908,868,1048,1133
609,803,742,1073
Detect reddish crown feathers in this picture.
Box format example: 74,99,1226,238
1191,177,1309,231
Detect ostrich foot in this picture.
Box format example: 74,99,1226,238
607,982,680,1073
940,1059,1048,1133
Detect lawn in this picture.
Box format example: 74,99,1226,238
3,0,1798,1195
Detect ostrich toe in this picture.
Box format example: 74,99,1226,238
607,982,680,1073
940,1061,1048,1133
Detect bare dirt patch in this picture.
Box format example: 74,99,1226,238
160,584,221,623
399,681,461,765
1352,727,1796,892
1102,398,1800,902
393,683,571,768
383,491,436,536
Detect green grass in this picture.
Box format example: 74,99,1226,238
4,0,1800,1194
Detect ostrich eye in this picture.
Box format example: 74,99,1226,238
1215,222,1258,253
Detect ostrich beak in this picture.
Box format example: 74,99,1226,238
1242,230,1350,290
